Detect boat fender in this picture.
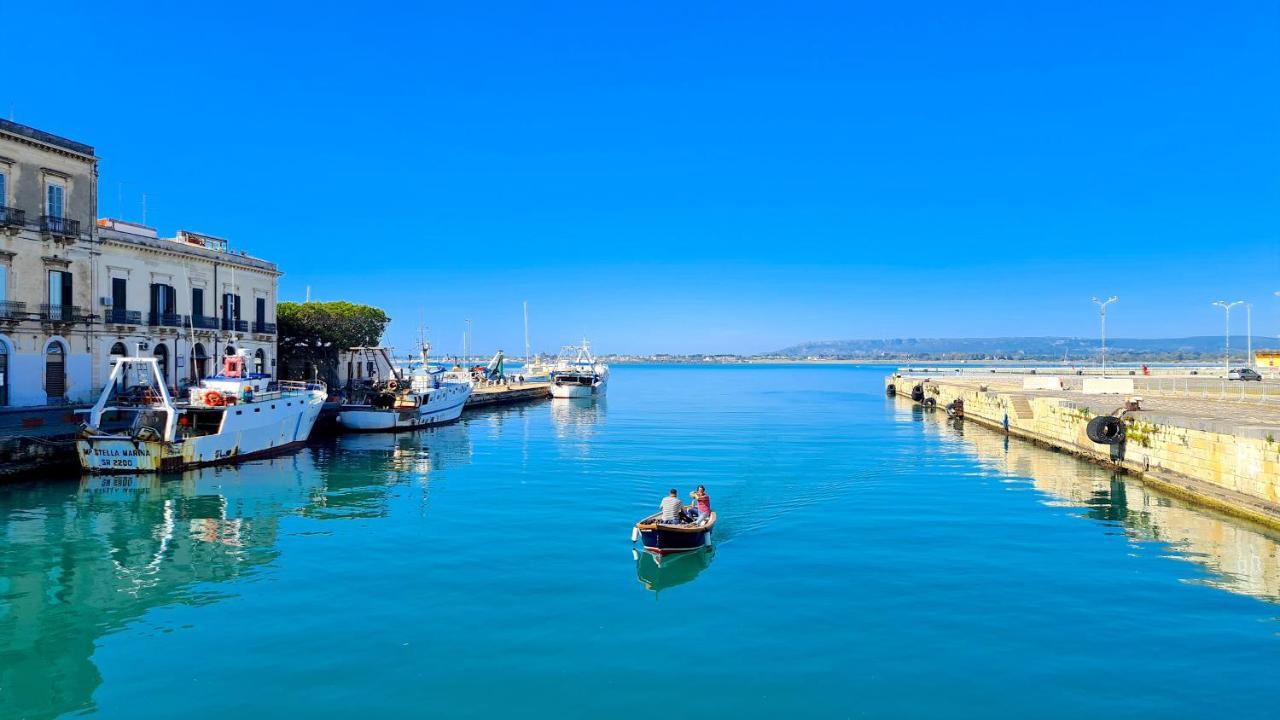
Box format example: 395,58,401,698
388,379,400,391
922,397,936,409
885,383,896,396
204,390,224,406
1086,415,1126,445
910,385,925,402
631,526,639,543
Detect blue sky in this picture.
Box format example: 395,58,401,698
4,2,1277,354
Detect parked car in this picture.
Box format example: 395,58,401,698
1227,367,1262,381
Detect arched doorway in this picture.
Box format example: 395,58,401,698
254,349,265,375
154,343,169,388
45,341,66,403
192,342,209,380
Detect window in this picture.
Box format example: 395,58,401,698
47,182,65,219
254,349,265,375
48,270,72,311
192,342,208,379
192,288,204,318
0,170,6,205
112,278,127,308
255,297,266,325
0,265,6,304
150,283,176,318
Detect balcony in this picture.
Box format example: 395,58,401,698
221,318,248,332
192,315,220,330
0,206,24,230
41,216,80,239
41,304,86,323
148,312,189,328
105,308,142,325
253,321,277,334
0,301,26,320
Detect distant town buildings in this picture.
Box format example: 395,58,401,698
0,119,279,408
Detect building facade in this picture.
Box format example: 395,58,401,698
0,119,281,409
0,119,98,406
94,221,279,394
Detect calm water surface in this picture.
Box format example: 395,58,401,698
2,365,1278,719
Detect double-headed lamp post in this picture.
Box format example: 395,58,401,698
1092,296,1118,374
1211,300,1244,374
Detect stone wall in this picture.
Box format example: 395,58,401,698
887,375,1280,526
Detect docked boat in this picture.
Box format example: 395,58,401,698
549,339,609,398
336,347,473,432
632,511,716,555
78,350,326,473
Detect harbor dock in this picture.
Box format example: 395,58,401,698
887,370,1280,529
465,382,551,408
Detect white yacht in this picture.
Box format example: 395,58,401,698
337,346,473,432
549,339,609,398
78,350,326,473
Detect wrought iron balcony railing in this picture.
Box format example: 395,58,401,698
0,300,26,319
253,321,276,334
192,315,220,330
41,216,80,238
105,308,142,324
221,318,248,332
0,206,24,228
148,312,189,327
41,304,85,322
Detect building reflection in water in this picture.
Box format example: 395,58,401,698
0,424,473,720
908,407,1280,603
633,546,715,597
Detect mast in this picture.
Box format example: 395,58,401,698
523,301,531,360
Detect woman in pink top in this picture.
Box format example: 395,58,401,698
690,485,711,522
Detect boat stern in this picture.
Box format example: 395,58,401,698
77,437,174,473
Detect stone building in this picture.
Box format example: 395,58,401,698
0,119,98,405
93,220,280,394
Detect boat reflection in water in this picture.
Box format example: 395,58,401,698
905,405,1280,603
550,396,607,443
633,545,716,597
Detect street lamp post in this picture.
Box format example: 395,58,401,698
1246,302,1253,369
1092,296,1118,375
1211,300,1244,374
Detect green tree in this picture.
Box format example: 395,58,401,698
277,301,390,382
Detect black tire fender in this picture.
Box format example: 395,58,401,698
922,397,937,409
1086,415,1126,445
910,385,925,402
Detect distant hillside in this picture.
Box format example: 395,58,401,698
771,336,1261,360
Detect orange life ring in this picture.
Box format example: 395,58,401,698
203,390,224,406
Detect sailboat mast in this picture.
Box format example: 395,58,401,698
523,301,531,360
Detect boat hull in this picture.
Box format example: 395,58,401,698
336,396,468,433
78,390,326,473
634,512,715,555
550,378,607,398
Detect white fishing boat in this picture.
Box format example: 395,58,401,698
78,350,326,473
549,339,609,398
337,346,473,432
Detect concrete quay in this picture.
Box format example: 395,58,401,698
886,371,1280,529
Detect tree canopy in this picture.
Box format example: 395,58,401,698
277,301,390,381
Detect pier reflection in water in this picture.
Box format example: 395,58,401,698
0,424,474,720
907,405,1280,603
633,546,715,596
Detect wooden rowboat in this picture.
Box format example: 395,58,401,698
632,511,716,555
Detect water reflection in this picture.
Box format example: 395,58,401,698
912,408,1280,603
550,397,607,441
633,546,715,597
0,425,474,719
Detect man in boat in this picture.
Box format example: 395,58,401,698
659,488,688,525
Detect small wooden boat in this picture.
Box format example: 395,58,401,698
631,511,716,555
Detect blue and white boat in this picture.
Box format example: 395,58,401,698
337,345,472,432
550,339,609,398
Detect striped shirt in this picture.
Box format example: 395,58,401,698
660,496,685,522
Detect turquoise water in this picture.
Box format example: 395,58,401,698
2,365,1278,719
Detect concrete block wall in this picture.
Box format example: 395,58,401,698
892,376,1280,517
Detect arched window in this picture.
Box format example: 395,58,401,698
0,340,8,406
109,342,128,392
254,348,265,375
192,342,209,379
45,341,66,403
154,343,169,386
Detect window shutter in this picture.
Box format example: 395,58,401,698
234,295,242,320
165,285,176,315
151,283,160,315
61,272,72,309
0,172,6,205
